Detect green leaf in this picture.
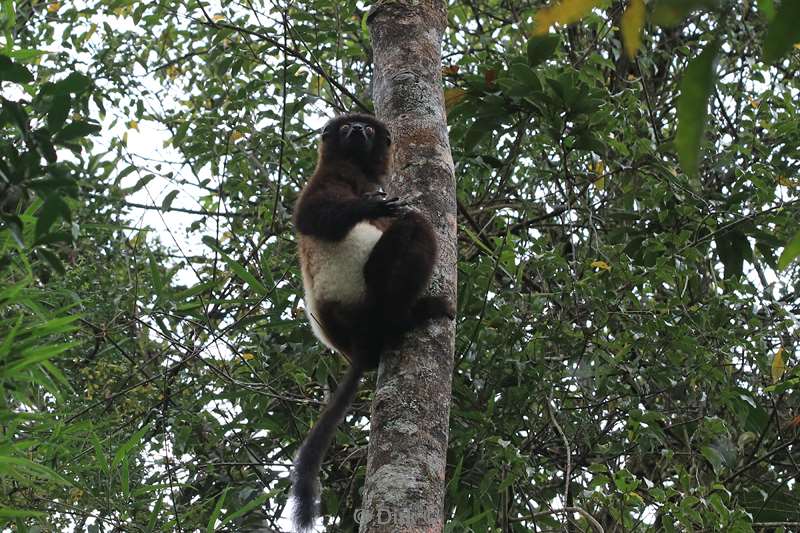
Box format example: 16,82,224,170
701,445,724,474
38,248,66,275
112,424,150,467
24,314,80,337
1,0,16,31
762,0,800,63
161,190,179,211
202,236,269,296
35,195,71,241
56,72,92,93
0,455,72,485
777,229,800,270
0,315,23,361
508,63,541,91
206,488,229,533
90,432,110,474
147,249,165,299
121,457,130,498
1,214,25,247
124,174,155,193
613,469,639,492
146,497,164,532
2,96,30,137
446,456,464,495
2,48,47,61
33,129,58,163
463,117,497,152
2,341,78,375
527,35,560,67
652,0,718,26
757,0,775,19
218,490,274,526
0,508,46,518
715,229,751,280
47,92,71,132
54,120,102,142
0,54,34,83
676,40,719,177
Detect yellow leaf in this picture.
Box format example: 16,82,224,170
80,23,98,45
627,491,644,503
777,175,797,187
127,120,138,131
771,347,785,384
309,74,324,94
166,65,180,79
534,0,603,35
122,131,128,146
749,98,759,109
795,43,800,50
442,64,460,76
593,159,605,175
242,352,255,361
621,0,645,59
594,177,605,189
591,260,611,271
444,88,466,111
229,130,243,142
212,14,225,22
47,2,60,12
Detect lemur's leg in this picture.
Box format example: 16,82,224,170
363,211,453,340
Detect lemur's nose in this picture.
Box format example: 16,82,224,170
351,122,365,131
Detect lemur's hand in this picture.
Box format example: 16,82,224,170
362,190,387,199
362,194,408,218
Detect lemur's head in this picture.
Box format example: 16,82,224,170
319,113,392,180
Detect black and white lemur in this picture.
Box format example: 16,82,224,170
290,113,454,531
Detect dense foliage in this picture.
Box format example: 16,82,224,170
1,0,798,531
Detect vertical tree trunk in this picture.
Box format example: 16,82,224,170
361,2,455,532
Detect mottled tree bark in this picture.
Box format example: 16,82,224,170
360,2,455,532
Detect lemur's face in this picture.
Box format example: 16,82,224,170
320,114,392,179
337,120,378,153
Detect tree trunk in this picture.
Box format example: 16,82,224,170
360,2,456,532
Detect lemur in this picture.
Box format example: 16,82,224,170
290,113,454,531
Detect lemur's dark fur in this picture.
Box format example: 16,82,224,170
290,113,454,531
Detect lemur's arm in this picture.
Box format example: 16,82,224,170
294,188,405,241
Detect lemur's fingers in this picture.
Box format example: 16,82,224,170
364,196,409,218
363,190,387,199
383,197,410,214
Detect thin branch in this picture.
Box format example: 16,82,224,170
547,393,572,509
511,507,604,533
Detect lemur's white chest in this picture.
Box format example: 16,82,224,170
299,222,383,349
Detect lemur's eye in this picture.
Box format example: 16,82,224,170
365,126,375,136
339,124,350,133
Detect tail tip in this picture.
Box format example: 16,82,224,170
290,476,318,532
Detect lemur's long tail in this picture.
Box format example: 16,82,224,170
290,362,364,532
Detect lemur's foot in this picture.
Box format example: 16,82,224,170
413,296,456,321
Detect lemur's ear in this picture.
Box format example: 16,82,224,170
385,132,392,146
321,125,333,139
